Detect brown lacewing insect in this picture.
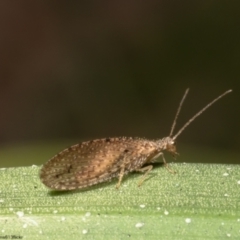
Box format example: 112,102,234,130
40,89,232,190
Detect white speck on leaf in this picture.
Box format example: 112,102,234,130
164,210,169,215
16,211,24,218
135,222,144,228
85,212,91,217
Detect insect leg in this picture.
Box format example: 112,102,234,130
135,165,153,187
115,156,129,189
159,152,176,174
116,166,125,189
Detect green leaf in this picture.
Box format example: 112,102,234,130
0,163,239,239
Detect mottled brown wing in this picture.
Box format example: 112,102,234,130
40,137,150,190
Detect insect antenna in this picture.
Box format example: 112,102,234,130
172,89,232,141
169,88,189,137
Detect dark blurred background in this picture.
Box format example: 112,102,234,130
0,1,239,167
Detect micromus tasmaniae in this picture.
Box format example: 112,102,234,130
40,89,232,190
